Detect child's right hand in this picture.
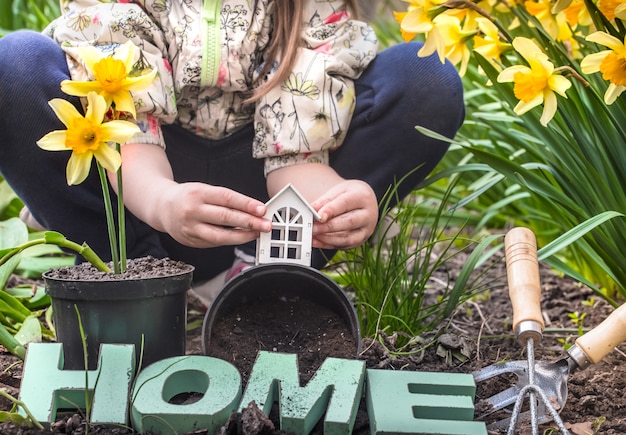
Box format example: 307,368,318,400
114,143,271,248
156,182,271,248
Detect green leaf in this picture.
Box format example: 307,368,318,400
16,255,75,278
538,211,625,260
0,411,32,427
14,315,42,345
5,286,51,310
0,218,29,289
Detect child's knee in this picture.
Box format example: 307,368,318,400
375,42,465,134
0,30,63,78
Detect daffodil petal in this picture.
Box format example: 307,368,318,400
418,33,437,58
66,151,93,185
115,41,136,71
85,92,109,125
401,9,433,34
535,57,555,75
37,130,68,151
93,143,122,172
100,120,141,144
540,91,557,126
513,37,543,62
616,3,626,20
123,68,158,92
497,65,530,82
514,94,542,115
48,98,82,128
78,45,106,75
604,83,625,104
61,79,102,97
580,51,608,74
549,75,572,97
110,91,137,117
586,31,624,52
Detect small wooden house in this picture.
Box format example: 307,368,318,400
256,183,320,266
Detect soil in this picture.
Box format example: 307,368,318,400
43,256,194,280
1,252,626,434
205,296,359,386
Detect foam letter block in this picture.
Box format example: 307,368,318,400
131,355,241,434
19,342,135,426
366,369,487,435
241,351,365,434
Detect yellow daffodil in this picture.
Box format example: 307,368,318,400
562,0,592,28
473,18,512,65
430,14,475,76
37,92,140,185
418,26,447,63
397,0,446,39
581,31,626,104
525,0,559,40
61,41,156,119
597,0,626,20
497,37,572,125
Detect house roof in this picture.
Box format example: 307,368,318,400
265,183,321,221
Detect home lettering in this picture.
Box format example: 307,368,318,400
19,343,487,434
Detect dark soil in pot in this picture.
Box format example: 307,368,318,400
44,256,193,280
205,295,359,385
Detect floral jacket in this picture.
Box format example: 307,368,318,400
44,0,378,175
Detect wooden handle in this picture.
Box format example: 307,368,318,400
575,303,626,364
505,227,544,342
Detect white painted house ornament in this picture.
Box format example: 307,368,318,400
256,183,320,267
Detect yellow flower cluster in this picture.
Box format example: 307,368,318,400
396,0,626,124
37,41,156,185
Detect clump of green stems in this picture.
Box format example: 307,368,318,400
327,175,505,352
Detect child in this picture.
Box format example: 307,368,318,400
0,1,464,304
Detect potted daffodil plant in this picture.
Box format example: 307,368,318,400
1,41,193,370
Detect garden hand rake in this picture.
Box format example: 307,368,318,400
475,227,568,434
474,227,626,434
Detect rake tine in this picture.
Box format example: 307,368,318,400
505,383,570,435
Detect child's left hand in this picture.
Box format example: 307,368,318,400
267,163,378,250
310,179,378,250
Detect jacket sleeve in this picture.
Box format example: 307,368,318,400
252,2,379,176
43,0,176,147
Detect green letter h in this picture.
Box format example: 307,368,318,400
19,342,135,427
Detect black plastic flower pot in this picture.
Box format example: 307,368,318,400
201,263,361,356
44,265,193,371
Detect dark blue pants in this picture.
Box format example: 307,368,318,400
0,30,465,282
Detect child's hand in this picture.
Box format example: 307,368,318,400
310,179,378,250
158,182,271,248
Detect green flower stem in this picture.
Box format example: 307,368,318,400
116,143,127,273
0,389,44,429
0,236,111,273
97,162,120,274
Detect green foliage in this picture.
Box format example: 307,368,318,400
0,218,80,359
0,0,59,35
447,52,626,298
0,178,23,221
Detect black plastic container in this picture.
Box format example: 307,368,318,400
44,268,193,370
202,263,361,355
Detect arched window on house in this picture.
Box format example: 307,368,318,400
270,206,304,261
